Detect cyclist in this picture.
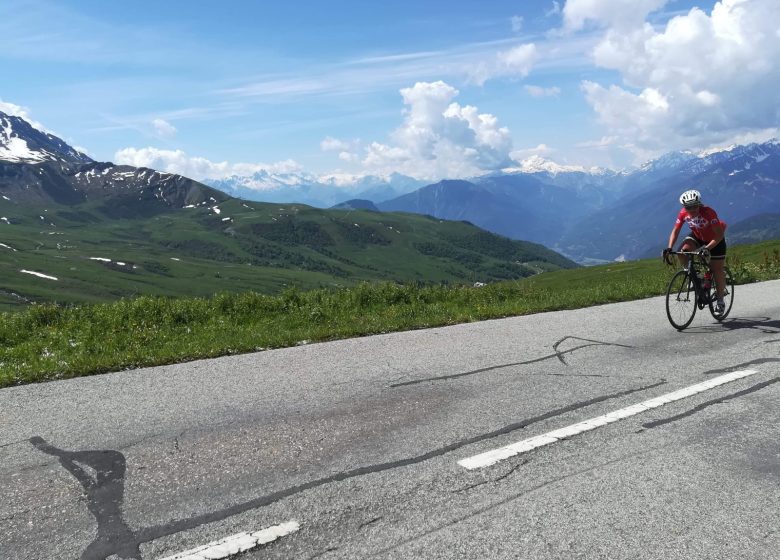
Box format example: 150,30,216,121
663,189,728,314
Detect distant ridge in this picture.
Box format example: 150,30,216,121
726,213,780,246
330,199,380,211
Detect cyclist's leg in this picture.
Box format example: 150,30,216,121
709,239,727,300
677,236,700,267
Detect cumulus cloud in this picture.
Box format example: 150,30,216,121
114,147,302,180
525,85,562,97
152,118,177,138
360,81,513,180
570,0,780,158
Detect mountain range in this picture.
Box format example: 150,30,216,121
207,138,780,263
206,170,425,208
556,141,780,261
0,110,576,306
4,105,778,282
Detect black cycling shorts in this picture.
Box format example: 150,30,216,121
680,236,727,260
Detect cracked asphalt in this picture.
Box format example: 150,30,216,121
1,280,779,560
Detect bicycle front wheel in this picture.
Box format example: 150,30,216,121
666,270,697,330
709,266,735,321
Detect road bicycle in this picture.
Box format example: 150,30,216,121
663,251,734,330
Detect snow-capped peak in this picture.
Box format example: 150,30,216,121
502,155,606,176
697,144,737,158
638,150,698,172
0,110,93,165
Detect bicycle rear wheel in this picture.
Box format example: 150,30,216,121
709,266,734,321
666,270,697,330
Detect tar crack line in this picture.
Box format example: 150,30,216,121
391,336,634,387
642,376,780,429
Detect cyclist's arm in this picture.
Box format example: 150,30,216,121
703,223,724,251
667,224,682,250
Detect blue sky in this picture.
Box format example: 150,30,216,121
2,0,778,182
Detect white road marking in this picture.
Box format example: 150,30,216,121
458,369,760,470
157,520,300,560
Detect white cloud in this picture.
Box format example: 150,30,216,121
498,44,538,74
321,136,362,164
338,151,360,163
546,1,562,17
152,118,177,138
575,136,618,149
510,143,555,161
74,145,94,157
469,43,538,86
320,136,350,152
573,0,780,159
524,85,562,97
360,81,513,180
114,147,302,180
563,0,669,31
511,16,524,32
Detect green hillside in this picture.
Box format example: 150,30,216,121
728,213,780,245
0,197,576,309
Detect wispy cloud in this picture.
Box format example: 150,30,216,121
0,0,189,66
217,37,553,104
575,136,618,149
346,50,446,65
525,85,561,97
219,78,336,98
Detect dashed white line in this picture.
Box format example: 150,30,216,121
157,520,300,560
458,369,760,470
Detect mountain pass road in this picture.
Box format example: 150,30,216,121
2,280,779,560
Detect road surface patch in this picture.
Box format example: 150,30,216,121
157,520,299,560
458,369,759,470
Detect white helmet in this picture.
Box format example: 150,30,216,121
679,189,702,207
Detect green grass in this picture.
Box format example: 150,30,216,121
2,239,779,388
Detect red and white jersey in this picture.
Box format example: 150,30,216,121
674,206,727,243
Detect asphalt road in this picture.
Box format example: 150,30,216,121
2,280,779,560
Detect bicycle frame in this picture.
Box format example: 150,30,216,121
665,251,712,308
664,250,734,330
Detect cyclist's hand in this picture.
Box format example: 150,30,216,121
662,247,672,264
698,247,711,261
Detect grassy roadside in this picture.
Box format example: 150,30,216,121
2,240,779,388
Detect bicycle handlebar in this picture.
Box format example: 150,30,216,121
663,250,710,267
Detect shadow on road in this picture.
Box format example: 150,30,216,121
682,316,780,335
